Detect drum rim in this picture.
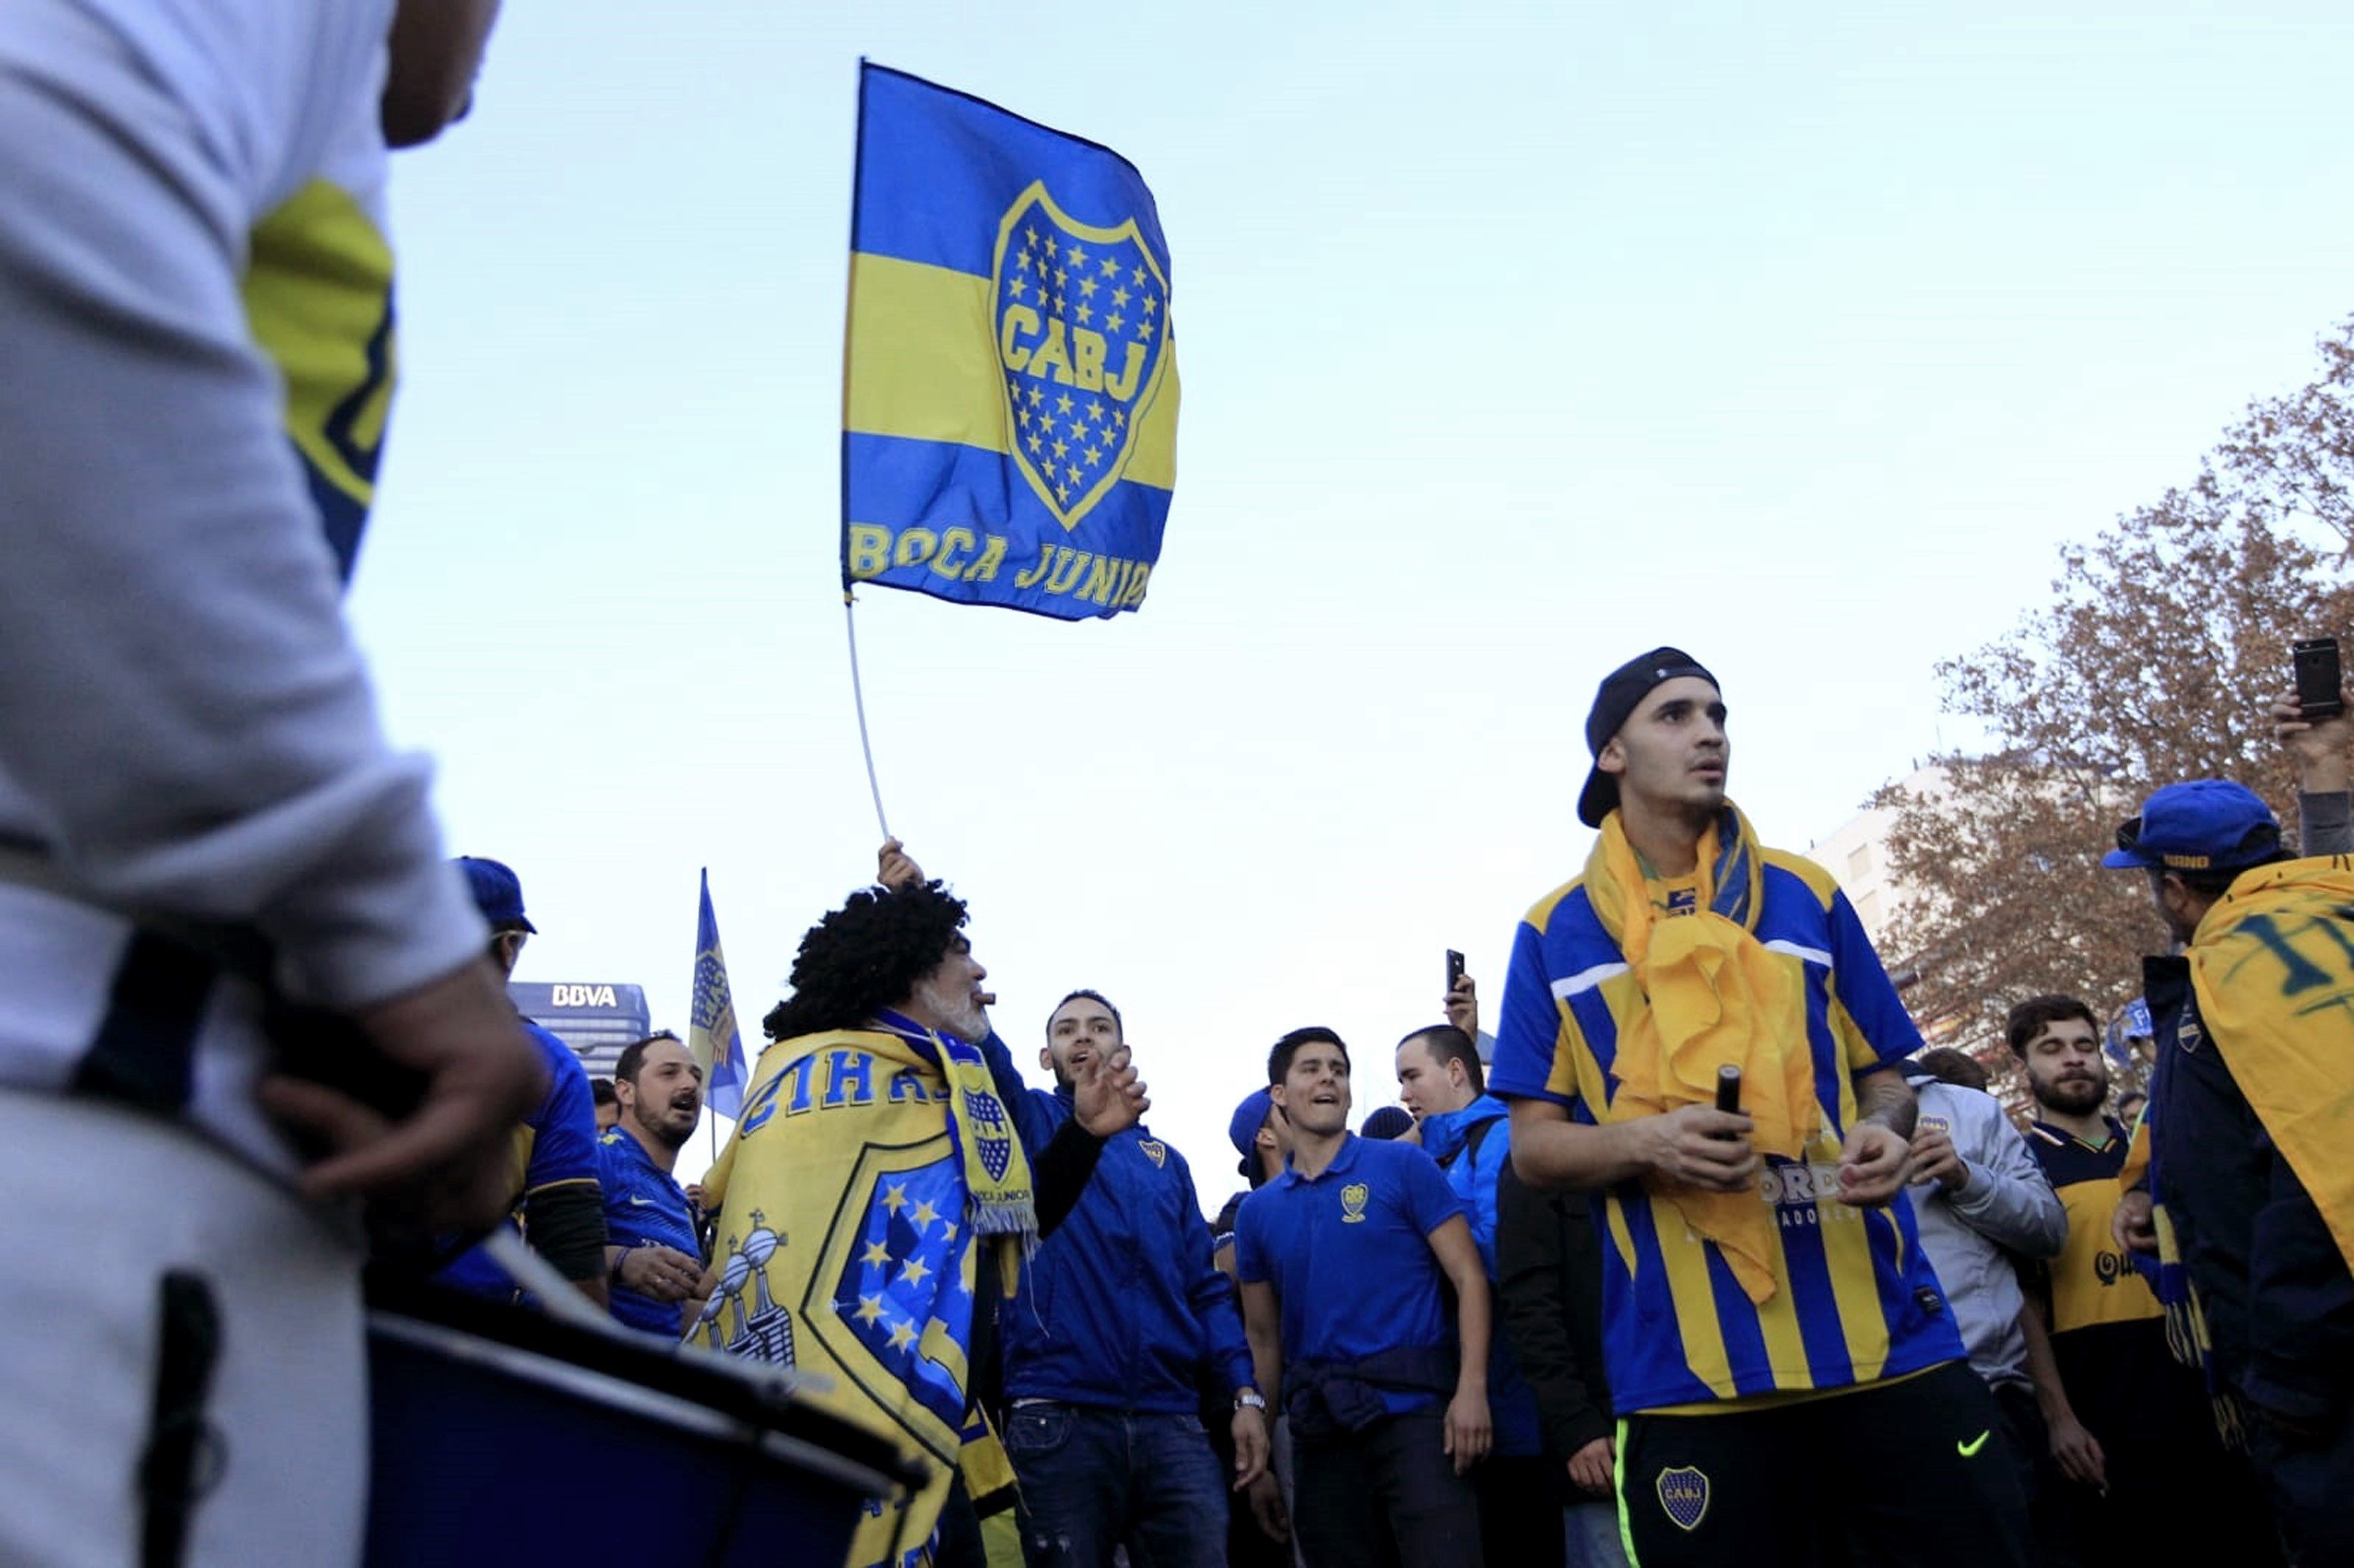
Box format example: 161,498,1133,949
368,1310,913,1502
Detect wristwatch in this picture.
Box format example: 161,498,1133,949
1234,1388,1267,1414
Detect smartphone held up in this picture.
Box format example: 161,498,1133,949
2294,635,2344,721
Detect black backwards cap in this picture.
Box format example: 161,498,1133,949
1576,647,1720,828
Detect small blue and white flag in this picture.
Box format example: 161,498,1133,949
689,869,748,1120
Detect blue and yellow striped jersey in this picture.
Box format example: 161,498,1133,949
1489,849,1963,1414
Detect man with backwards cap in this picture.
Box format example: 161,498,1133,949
434,857,608,1306
2105,779,2354,1563
1489,648,2033,1568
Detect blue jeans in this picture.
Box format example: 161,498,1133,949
1004,1403,1227,1568
1562,1500,1627,1568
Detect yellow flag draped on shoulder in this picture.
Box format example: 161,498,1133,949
689,1019,1034,1568
2189,855,2354,1277
1584,805,1821,1305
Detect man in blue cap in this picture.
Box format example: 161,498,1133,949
436,857,608,1306
1231,1086,1290,1193
2104,779,2354,1561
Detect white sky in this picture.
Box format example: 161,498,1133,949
350,0,2354,1195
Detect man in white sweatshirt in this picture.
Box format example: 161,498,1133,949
0,4,537,1565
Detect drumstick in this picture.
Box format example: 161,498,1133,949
483,1230,628,1335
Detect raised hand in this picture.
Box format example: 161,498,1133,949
1072,1042,1148,1137
1445,973,1479,1041
877,837,924,889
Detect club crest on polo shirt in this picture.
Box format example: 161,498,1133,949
1665,887,1699,916
1657,1466,1710,1532
1138,1138,1167,1168
1340,1182,1370,1224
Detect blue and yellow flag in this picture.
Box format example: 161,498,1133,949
842,63,1178,621
689,869,747,1121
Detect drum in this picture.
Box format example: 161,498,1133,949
363,1274,920,1567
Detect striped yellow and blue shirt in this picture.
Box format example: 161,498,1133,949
1489,849,1963,1414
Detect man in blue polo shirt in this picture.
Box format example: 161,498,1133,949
992,988,1268,1568
598,1031,705,1336
1237,1026,1492,1568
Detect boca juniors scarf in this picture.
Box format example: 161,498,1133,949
691,1023,1034,1567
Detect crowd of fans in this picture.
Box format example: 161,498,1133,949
5,4,2353,1567
397,652,2353,1568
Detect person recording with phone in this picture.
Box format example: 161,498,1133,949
2272,633,2354,858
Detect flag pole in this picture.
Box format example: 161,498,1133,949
843,593,892,840
839,65,892,845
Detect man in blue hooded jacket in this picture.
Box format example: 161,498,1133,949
990,988,1270,1568
1397,1022,1557,1567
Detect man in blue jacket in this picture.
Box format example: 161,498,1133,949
1398,1022,1557,1567
995,988,1270,1568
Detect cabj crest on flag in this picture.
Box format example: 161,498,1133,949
843,63,1178,621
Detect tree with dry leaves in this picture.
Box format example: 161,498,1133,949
1880,316,2354,1089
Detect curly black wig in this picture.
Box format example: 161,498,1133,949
762,879,970,1041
